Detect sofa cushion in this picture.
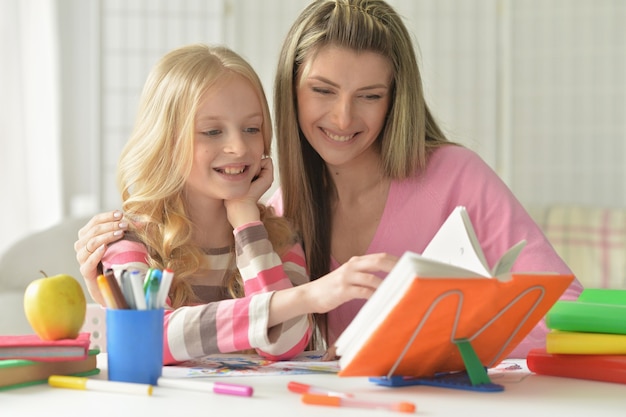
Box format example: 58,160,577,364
0,217,90,296
529,205,626,289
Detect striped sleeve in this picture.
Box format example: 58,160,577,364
163,296,311,364
233,221,312,359
165,222,311,364
101,239,150,278
103,224,312,364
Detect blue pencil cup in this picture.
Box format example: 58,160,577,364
106,308,164,385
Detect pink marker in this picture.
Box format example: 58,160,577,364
157,377,253,397
288,381,353,398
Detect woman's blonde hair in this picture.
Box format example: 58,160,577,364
118,44,294,307
274,0,453,339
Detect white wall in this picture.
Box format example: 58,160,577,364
60,0,626,217
57,0,100,216
507,0,626,206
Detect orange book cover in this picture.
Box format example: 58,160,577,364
335,206,573,378
336,267,573,378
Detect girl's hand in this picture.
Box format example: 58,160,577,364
305,253,399,314
267,253,399,329
225,157,274,228
74,210,128,303
247,156,274,201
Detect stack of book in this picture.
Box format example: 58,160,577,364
527,288,626,384
0,332,99,391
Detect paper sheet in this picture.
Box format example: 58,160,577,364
162,351,340,378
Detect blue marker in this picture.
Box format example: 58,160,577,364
145,270,162,309
143,268,162,291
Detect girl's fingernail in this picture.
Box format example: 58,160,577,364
118,222,128,229
113,211,122,219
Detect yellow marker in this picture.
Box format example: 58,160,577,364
48,375,153,396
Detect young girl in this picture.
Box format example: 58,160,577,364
88,44,318,365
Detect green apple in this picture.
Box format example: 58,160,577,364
23,272,87,340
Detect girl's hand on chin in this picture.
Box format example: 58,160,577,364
247,156,273,199
224,157,274,227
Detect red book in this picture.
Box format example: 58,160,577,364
527,348,626,384
0,332,91,362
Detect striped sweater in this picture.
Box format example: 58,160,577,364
101,221,312,365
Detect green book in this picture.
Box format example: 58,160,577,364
546,289,626,335
0,349,100,391
577,288,626,305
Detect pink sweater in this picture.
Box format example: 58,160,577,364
268,145,583,357
102,221,312,364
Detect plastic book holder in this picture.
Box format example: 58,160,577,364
367,287,525,392
338,273,573,392
369,339,504,392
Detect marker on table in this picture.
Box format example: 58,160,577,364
48,375,153,396
287,381,353,398
301,393,416,414
157,377,253,397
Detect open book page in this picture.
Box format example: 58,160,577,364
491,240,526,276
422,206,526,277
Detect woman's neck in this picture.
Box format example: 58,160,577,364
326,150,391,263
327,150,387,205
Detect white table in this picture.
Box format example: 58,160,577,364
2,354,625,416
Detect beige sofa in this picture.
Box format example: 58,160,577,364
0,217,92,336
528,205,626,290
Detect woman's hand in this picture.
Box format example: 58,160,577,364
224,156,274,228
74,210,127,303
